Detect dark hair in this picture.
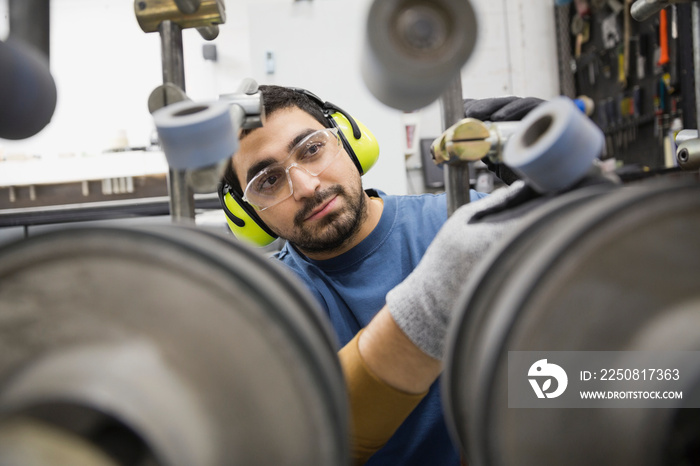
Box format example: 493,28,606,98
222,85,330,196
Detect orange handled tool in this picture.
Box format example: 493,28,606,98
658,9,669,66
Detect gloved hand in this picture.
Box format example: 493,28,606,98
463,96,544,121
386,181,530,360
463,96,545,185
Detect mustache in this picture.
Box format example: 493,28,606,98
294,185,345,226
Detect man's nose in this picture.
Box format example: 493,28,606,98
289,165,321,200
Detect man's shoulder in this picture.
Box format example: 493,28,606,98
379,190,447,210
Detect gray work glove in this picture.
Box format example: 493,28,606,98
463,96,545,186
463,96,544,122
386,181,527,360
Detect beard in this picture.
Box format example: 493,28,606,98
285,183,367,255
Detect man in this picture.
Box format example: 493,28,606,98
221,85,488,466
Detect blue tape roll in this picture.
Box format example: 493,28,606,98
503,96,604,194
153,100,238,170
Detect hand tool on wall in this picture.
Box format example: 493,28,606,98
657,8,670,66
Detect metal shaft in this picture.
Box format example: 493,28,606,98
9,0,50,58
159,20,195,221
693,2,700,134
439,75,471,216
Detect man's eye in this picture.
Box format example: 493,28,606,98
301,141,324,159
257,173,282,192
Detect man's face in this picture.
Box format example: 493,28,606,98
232,107,367,254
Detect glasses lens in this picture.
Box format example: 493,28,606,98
243,129,341,210
293,129,341,174
245,165,290,209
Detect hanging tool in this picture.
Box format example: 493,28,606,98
657,8,670,66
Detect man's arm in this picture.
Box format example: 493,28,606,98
338,305,441,466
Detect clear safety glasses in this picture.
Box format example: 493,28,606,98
243,128,342,211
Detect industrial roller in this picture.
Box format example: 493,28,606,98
0,225,348,466
444,174,700,466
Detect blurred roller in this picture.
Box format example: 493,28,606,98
0,225,348,466
0,38,57,140
444,175,700,466
361,0,478,111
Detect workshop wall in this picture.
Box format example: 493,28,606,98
562,1,693,171
0,0,560,196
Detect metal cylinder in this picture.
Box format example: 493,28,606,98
440,75,471,215
630,0,671,22
9,0,50,59
157,20,194,221
134,0,225,33
676,138,700,170
0,225,349,465
361,0,477,111
445,177,700,466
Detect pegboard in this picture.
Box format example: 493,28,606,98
559,0,695,170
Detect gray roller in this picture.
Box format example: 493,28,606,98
361,0,478,111
444,175,700,466
0,225,348,466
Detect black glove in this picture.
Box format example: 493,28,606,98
463,96,545,121
463,96,545,185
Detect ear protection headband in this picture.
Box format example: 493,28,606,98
219,88,380,247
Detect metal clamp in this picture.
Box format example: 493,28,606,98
431,118,522,165
134,0,226,40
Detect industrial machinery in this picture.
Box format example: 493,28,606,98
0,0,698,465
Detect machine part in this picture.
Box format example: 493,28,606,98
159,20,185,90
134,0,225,35
676,138,700,170
692,2,700,133
361,0,478,111
444,176,700,466
431,119,522,165
630,0,684,21
9,0,50,59
675,129,699,144
153,99,238,170
155,19,194,220
440,75,473,215
503,96,604,194
196,25,220,41
0,225,349,466
0,417,119,466
0,38,57,140
185,159,230,193
219,77,265,130
147,82,190,114
174,0,201,15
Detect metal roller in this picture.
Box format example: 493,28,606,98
361,0,478,111
0,225,348,465
444,175,700,466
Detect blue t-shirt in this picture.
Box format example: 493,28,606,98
275,189,487,466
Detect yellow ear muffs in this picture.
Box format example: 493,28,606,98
218,88,381,248
218,184,278,247
329,111,380,175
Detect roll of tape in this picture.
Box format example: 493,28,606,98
153,100,238,170
503,96,604,194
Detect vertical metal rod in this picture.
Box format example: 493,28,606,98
9,0,50,58
439,74,471,216
692,2,700,133
159,20,195,222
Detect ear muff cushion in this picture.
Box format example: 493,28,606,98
330,112,379,175
223,191,277,247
